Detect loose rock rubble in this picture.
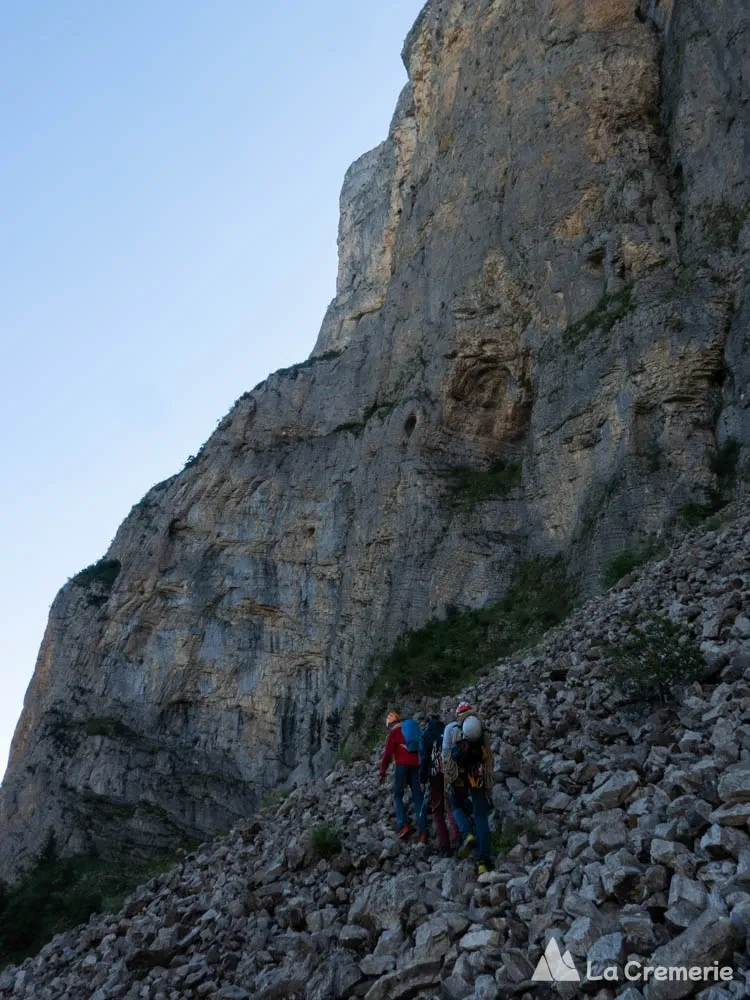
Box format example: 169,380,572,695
2,504,750,999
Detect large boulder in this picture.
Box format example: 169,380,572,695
363,959,442,1000
643,909,740,1000
347,874,424,933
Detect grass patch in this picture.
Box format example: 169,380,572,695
0,833,174,969
310,823,342,860
679,499,721,527
491,818,542,859
601,540,665,589
334,744,356,766
445,459,522,507
491,823,517,859
71,558,121,591
368,557,576,706
602,551,645,588
563,284,634,350
260,787,293,810
606,615,705,703
335,741,369,765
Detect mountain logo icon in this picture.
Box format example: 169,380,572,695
531,937,581,982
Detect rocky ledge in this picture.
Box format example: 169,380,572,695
2,500,750,998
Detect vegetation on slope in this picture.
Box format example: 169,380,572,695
70,557,121,607
0,833,174,969
607,615,706,703
357,557,577,744
601,540,666,589
12,473,737,964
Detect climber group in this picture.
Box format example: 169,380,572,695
378,702,494,874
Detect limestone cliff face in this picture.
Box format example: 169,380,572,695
1,0,748,875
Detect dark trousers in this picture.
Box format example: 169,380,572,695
429,774,461,848
449,784,491,862
394,764,426,832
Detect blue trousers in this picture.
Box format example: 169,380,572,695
393,764,426,832
449,784,491,861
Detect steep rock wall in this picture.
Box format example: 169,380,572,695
1,0,748,875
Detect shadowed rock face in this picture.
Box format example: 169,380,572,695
1,0,748,875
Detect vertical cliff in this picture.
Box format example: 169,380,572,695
1,0,748,875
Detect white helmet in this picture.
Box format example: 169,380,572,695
462,715,483,742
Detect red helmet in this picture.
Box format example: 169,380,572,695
455,702,473,717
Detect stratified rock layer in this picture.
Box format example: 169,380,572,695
1,0,748,872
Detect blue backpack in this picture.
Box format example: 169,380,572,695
400,718,420,754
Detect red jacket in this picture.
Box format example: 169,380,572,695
380,724,419,779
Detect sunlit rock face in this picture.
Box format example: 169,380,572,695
1,0,747,876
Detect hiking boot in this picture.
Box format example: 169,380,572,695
457,833,476,858
476,861,491,875
398,824,411,840
418,832,428,844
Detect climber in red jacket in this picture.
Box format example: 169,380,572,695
379,711,426,841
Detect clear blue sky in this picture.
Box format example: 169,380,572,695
0,1,426,778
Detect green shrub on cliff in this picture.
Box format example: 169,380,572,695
70,557,121,608
70,557,121,590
